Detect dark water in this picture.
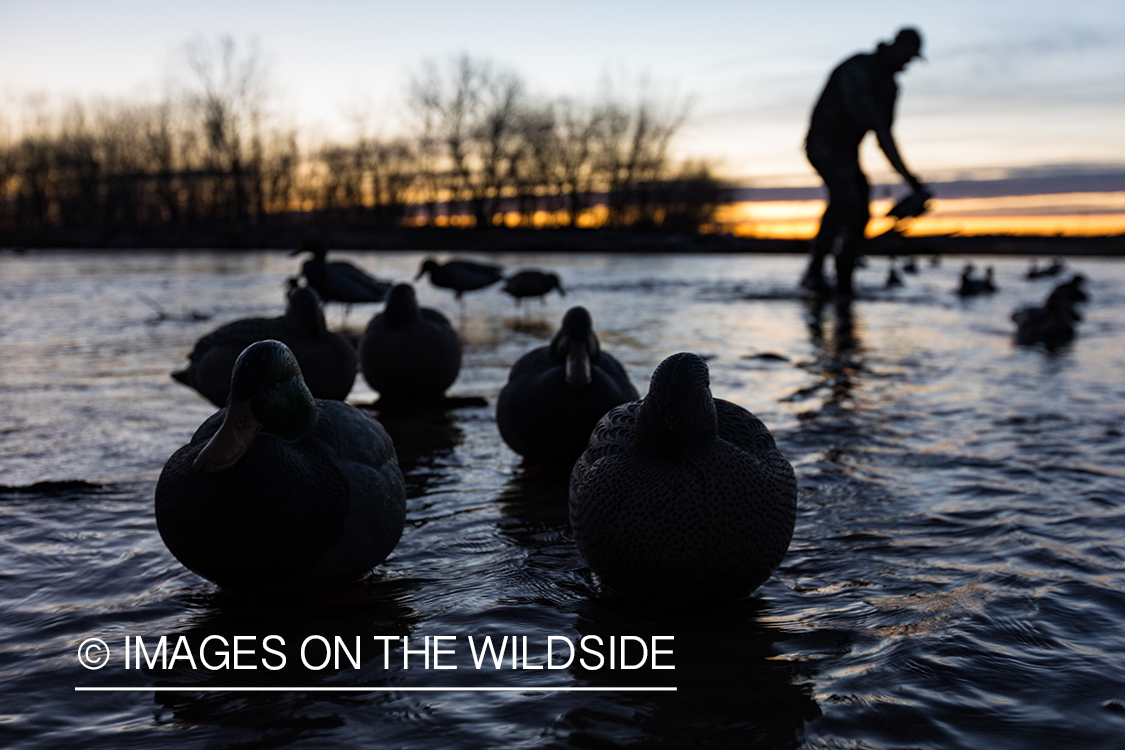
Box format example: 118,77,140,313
2,250,1124,749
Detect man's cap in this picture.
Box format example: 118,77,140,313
895,27,925,60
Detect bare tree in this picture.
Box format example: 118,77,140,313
179,35,270,223
410,54,526,228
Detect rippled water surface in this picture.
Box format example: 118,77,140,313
2,249,1125,749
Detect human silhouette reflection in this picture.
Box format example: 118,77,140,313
800,28,929,299
792,297,863,412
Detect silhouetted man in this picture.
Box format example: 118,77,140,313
800,28,928,298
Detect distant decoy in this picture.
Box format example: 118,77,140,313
156,340,406,595
291,239,392,307
172,286,358,407
415,258,504,300
569,352,798,601
1012,274,1088,349
358,284,462,405
502,270,565,305
958,264,998,297
497,306,638,469
902,256,919,274
1027,257,1066,280
885,259,904,288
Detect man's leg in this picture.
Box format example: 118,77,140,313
832,163,871,298
801,156,846,296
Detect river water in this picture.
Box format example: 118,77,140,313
1,249,1124,749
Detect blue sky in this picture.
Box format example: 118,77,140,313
2,0,1122,184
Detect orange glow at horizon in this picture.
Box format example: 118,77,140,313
716,193,1125,238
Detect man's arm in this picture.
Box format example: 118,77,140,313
837,61,924,191
874,128,923,191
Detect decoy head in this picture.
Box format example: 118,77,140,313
192,341,318,474
283,285,327,338
383,283,420,328
550,273,566,295
634,353,718,460
290,238,328,261
416,258,439,280
550,306,599,387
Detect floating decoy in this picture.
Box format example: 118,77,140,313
358,284,461,405
502,270,565,305
291,239,392,307
957,263,998,297
885,258,904,288
569,352,797,601
156,340,406,595
902,256,919,274
415,258,504,300
1012,274,1088,349
1046,273,1089,316
172,286,358,407
497,306,637,469
1027,257,1065,280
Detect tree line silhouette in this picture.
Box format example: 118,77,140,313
0,39,722,238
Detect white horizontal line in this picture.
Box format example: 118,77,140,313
76,686,676,693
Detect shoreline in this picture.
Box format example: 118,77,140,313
1,226,1122,256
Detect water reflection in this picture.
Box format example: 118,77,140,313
790,297,863,412
359,404,465,497
146,582,417,736
560,598,821,747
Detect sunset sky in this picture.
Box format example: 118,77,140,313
2,0,1122,235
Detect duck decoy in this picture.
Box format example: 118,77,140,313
172,286,358,407
415,258,504,300
902,256,919,274
885,258,904,288
497,306,638,469
291,239,392,307
1027,257,1065,279
957,263,998,297
1012,274,1088,349
502,270,565,306
569,352,797,601
358,284,462,405
156,340,407,595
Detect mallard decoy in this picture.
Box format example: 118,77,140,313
156,340,406,595
497,306,637,469
172,286,357,407
415,258,504,300
291,239,392,306
1014,274,1090,348
569,352,797,601
358,284,461,405
502,270,565,305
